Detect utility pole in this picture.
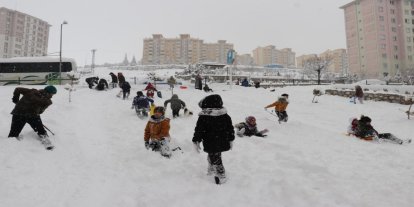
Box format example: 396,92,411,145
91,49,97,74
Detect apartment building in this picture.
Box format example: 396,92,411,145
0,7,50,58
142,34,233,65
296,54,318,68
252,45,296,67
236,54,255,65
319,49,349,75
341,0,414,78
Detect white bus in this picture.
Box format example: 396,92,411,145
0,57,79,85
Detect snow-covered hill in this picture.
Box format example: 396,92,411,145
1,68,413,207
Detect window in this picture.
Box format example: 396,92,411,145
393,36,397,41
392,27,397,32
382,53,387,58
392,18,396,23
381,44,386,49
394,55,398,59
409,55,413,60
394,46,398,51
380,16,385,21
409,46,412,51
380,34,386,40
379,7,384,12
390,0,394,5
383,63,388,68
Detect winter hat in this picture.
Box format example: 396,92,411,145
281,93,289,98
198,94,223,108
245,116,256,126
360,116,372,124
137,91,144,96
44,85,57,94
171,94,178,99
154,106,165,115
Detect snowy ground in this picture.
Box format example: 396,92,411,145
1,68,413,207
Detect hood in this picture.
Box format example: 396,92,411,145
198,94,223,109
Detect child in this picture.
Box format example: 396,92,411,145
132,91,154,118
144,82,157,98
193,94,235,184
265,94,289,123
164,94,186,118
347,115,409,144
120,81,131,100
234,116,268,137
144,106,172,157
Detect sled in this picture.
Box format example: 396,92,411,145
157,91,162,98
180,86,188,89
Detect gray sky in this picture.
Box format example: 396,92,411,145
1,0,351,66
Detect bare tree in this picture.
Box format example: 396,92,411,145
304,56,332,85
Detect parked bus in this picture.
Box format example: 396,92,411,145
0,57,79,85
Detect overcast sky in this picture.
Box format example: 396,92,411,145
1,0,351,66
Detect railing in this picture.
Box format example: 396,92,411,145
0,77,79,85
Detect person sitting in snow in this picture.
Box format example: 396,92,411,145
95,79,109,91
347,115,409,144
265,93,289,123
203,84,213,92
192,94,235,184
234,116,268,137
164,94,186,118
132,91,154,118
144,106,172,158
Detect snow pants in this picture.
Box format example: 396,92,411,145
172,109,181,118
276,111,288,122
149,138,172,157
8,115,47,138
135,107,149,118
207,152,226,178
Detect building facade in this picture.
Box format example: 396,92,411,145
252,45,296,67
142,34,233,65
319,49,349,75
236,54,255,65
0,7,50,58
341,0,414,78
296,54,318,68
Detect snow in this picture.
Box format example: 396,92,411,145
1,68,413,207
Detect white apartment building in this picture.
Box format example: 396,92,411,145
0,7,50,58
142,34,233,65
252,45,296,67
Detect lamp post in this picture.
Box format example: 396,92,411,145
59,21,68,85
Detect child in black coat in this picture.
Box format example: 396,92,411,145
192,94,235,184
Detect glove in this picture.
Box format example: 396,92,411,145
12,96,19,104
229,141,233,150
145,141,150,150
193,142,201,153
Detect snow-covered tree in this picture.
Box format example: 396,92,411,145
304,55,332,85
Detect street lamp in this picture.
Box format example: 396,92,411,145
59,20,68,85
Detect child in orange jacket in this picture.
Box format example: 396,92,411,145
144,106,171,158
265,94,289,123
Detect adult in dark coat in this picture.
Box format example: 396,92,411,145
241,78,249,87
195,74,202,90
109,72,118,88
121,81,131,100
96,79,109,91
192,94,235,184
117,72,126,87
8,86,57,145
85,77,99,89
164,94,186,118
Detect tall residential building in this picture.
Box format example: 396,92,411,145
252,45,296,67
202,40,233,63
236,54,255,65
0,7,50,58
277,48,296,68
296,54,318,68
319,49,349,75
142,34,233,65
341,0,414,78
